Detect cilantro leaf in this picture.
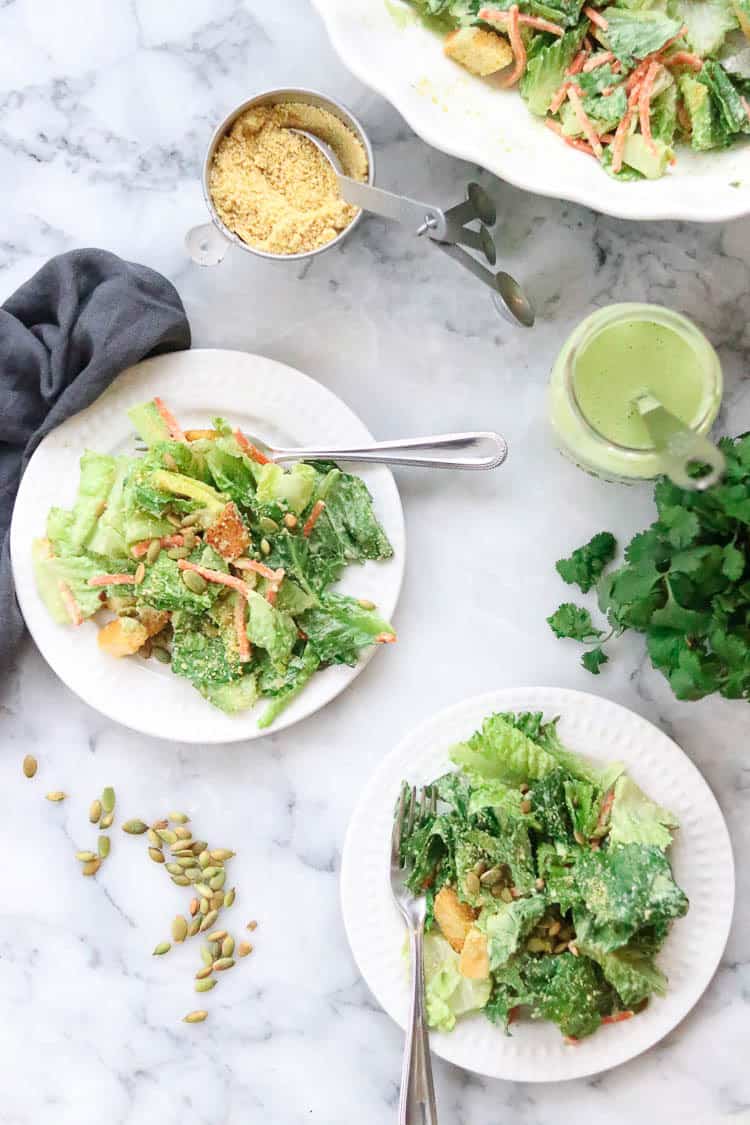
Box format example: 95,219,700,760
547,603,604,641
582,646,609,675
556,532,617,593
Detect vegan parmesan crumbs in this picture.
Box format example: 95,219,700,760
208,101,369,256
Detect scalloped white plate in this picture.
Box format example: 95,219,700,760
10,349,405,743
341,687,734,1081
312,0,750,222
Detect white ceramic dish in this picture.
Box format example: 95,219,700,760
340,686,734,1082
10,349,405,744
312,0,750,222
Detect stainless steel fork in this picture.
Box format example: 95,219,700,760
390,785,438,1125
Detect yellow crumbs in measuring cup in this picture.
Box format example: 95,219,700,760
208,102,369,256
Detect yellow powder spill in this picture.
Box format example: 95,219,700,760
209,101,369,256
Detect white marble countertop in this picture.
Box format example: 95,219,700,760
1,1,748,1123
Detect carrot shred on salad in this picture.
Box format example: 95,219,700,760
232,557,285,582
233,428,270,464
88,573,139,587
583,6,608,29
497,5,526,88
153,397,185,442
60,581,83,626
479,6,563,35
302,500,326,538
176,558,253,597
131,534,185,558
567,87,604,156
638,60,662,156
582,50,613,72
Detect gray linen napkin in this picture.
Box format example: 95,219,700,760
0,248,191,673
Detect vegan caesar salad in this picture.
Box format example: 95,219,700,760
32,398,395,727
397,711,688,1041
408,0,750,179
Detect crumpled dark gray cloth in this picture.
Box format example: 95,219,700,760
0,248,191,672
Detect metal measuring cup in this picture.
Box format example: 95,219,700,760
185,86,534,327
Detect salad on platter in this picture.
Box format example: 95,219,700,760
32,398,396,728
409,0,750,179
397,710,688,1041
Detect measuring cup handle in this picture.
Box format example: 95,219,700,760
185,223,229,266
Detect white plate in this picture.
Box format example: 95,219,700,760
313,0,750,222
340,686,734,1082
10,349,405,743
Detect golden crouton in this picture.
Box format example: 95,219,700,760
443,27,513,77
459,927,490,980
434,886,477,953
184,429,220,442
205,501,250,562
98,617,148,657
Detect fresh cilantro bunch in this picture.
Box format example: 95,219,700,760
548,435,750,700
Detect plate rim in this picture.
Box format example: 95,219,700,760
311,0,750,223
340,685,736,1082
10,347,406,744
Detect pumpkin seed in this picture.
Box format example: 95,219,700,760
208,941,221,958
201,866,221,880
157,828,177,845
191,840,208,855
134,562,145,584
180,511,203,528
170,842,194,855
211,849,235,862
548,920,561,937
22,754,38,779
147,828,159,846
224,889,236,909
100,811,114,829
46,791,66,802
182,529,197,551
198,850,211,869
166,863,183,876
210,891,224,910
169,811,190,824
174,826,192,840
146,539,162,565
102,788,115,813
213,957,234,972
200,897,209,914
500,888,514,903
200,910,218,932
152,645,171,664
221,936,234,958
283,513,298,529
194,882,212,899
98,835,110,859
172,916,188,943
479,866,503,888
195,965,213,980
123,819,148,835
246,920,258,931
465,871,481,896
184,867,202,882
166,512,182,528
527,937,551,953
260,538,271,555
82,858,101,876
189,897,200,917
168,546,190,560
238,942,252,957
89,799,102,824
75,850,97,862
206,930,227,943
153,818,168,830
188,917,202,937
259,516,279,534
182,570,207,594
200,945,213,967
183,1010,208,1023
148,847,165,864
153,942,171,956
195,978,217,993
171,875,191,886
209,871,226,891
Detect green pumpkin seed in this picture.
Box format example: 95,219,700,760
210,849,235,861
152,646,171,664
209,871,226,891
174,826,192,840
210,891,224,910
123,819,148,835
89,799,102,824
201,866,221,879
22,754,38,779
182,529,197,551
221,936,235,958
157,828,177,845
195,965,213,980
194,882,212,899
148,847,165,864
153,818,168,830
259,516,279,533
184,867,202,881
82,859,101,876
168,546,190,560
238,942,252,957
213,958,234,972
182,570,207,594
180,511,203,528
200,897,209,914
98,835,110,859
200,945,213,967
246,920,258,931
101,787,115,813
465,871,481,896
171,875,191,887
147,828,159,846
75,850,97,862
166,863,183,876
177,856,196,869
169,811,190,824
183,1010,208,1023
198,850,211,869
224,888,236,909
46,791,66,802
208,941,221,958
146,539,162,565
100,811,114,829
260,538,271,556
200,910,218,932
206,930,227,943
191,840,208,855
153,942,171,956
172,916,188,943
195,978,217,993
188,917,202,937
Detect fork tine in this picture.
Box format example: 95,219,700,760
391,783,407,865
406,785,417,839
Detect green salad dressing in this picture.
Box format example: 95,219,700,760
572,318,709,450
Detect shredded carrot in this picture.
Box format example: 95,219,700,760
153,397,185,442
177,559,252,597
266,584,279,606
550,81,571,114
638,60,662,156
567,50,588,76
59,581,83,626
611,59,621,73
677,98,692,134
479,6,563,35
583,5,608,29
611,109,632,173
232,557,285,582
376,631,397,644
664,50,702,71
234,592,250,662
233,428,270,465
567,86,603,156
303,500,326,538
498,5,527,88
545,117,596,156
88,573,138,587
602,1011,634,1024
582,50,613,71
596,786,616,831
131,534,185,558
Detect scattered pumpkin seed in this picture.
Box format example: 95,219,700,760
46,791,66,802
188,917,202,937
177,856,197,869
171,875,191,886
209,871,226,891
200,945,213,967
123,819,148,835
152,646,171,664
100,811,115,830
169,811,190,824
221,936,235,958
182,570,207,594
134,562,146,584
183,1010,208,1023
213,957,234,972
210,890,224,910
259,516,279,534
147,828,159,846
195,965,213,980
157,828,177,845
166,863,183,876
357,598,375,610
198,850,211,869
194,882,212,899
465,871,481,896
283,513,298,529
149,847,165,864
98,835,110,859
238,942,252,957
246,920,258,931
500,888,514,903
180,511,202,528
184,867,202,881
224,889,236,909
153,942,171,956
172,916,188,943
207,941,221,958
89,799,102,824
22,754,38,779
75,850,97,862
548,920,561,937
479,866,503,888
82,859,101,876
206,930,227,943
201,866,221,880
174,826,192,840
200,910,218,932
260,537,271,555
146,539,162,565
200,897,209,914
153,818,168,830
168,546,190,560
101,787,115,813
195,977,217,993
210,849,234,862
191,840,208,855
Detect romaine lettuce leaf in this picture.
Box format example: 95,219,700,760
477,897,547,970
671,0,738,56
422,932,492,1032
257,647,321,728
608,775,679,849
601,7,683,64
171,611,242,685
576,927,668,1006
520,26,588,114
522,952,613,1038
205,445,258,507
245,589,297,670
298,592,394,665
256,462,317,515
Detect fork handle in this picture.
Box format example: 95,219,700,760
399,923,438,1125
271,432,507,471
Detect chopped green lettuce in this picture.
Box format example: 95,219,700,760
608,775,679,849
298,592,394,664
478,898,547,970
520,27,588,115
671,0,738,56
422,932,492,1032
256,462,317,515
245,590,297,670
601,7,683,64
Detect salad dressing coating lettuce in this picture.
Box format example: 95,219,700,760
400,711,687,1040
32,399,395,726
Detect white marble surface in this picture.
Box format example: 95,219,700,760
1,2,748,1123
